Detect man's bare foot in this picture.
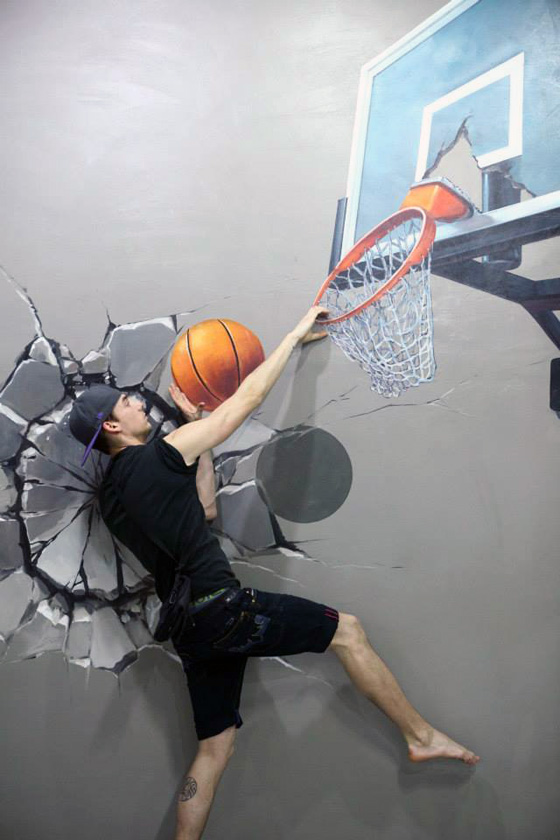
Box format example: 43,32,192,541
406,728,480,766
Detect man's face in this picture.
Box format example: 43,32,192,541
105,393,151,440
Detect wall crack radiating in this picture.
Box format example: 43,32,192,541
0,267,353,676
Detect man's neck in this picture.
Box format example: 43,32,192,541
110,435,147,458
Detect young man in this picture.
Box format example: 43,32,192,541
70,305,479,840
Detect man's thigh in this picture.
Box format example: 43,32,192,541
183,655,248,741
174,586,340,661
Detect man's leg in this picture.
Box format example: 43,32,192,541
328,614,480,765
174,725,236,840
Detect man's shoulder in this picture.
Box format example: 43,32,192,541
99,438,165,513
156,434,199,472
103,435,195,486
100,440,152,491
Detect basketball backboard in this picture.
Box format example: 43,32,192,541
330,0,560,359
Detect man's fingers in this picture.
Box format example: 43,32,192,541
302,330,328,345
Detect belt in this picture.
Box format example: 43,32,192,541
189,587,229,612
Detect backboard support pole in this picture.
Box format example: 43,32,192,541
329,198,347,273
522,309,560,352
481,170,522,270
434,261,560,351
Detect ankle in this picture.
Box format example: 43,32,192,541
403,722,434,747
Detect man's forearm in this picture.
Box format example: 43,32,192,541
196,449,217,517
236,331,299,404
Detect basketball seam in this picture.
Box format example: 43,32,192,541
185,329,222,401
218,320,241,386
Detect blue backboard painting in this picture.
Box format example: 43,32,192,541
346,0,560,248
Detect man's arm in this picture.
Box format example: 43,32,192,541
196,450,218,520
166,387,218,520
164,306,328,464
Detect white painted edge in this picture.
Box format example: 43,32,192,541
415,52,525,180
434,188,560,244
342,0,480,254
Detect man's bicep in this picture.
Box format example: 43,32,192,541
164,397,254,460
164,419,218,463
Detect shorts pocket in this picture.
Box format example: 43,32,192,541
211,610,284,654
211,611,250,649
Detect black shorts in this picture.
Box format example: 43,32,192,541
171,586,340,741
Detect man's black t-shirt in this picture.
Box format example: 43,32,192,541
98,436,240,601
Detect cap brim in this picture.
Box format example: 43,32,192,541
80,423,103,467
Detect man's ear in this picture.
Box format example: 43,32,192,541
102,418,119,433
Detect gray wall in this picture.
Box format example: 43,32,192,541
1,1,559,838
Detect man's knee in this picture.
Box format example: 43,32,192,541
328,612,367,651
198,724,237,762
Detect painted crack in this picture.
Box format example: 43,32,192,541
0,268,341,676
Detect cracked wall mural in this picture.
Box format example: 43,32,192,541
1,1,560,838
0,267,352,675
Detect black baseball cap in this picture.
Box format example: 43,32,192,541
69,385,122,466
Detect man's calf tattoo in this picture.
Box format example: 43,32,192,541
179,776,198,801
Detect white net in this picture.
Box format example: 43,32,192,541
317,215,435,398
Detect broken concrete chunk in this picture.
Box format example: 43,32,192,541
105,318,176,388
71,578,86,596
0,516,23,573
144,594,162,636
0,360,65,420
215,482,276,551
72,605,92,622
0,404,27,463
114,538,152,583
59,344,75,360
18,447,94,492
0,466,17,512
80,348,110,374
31,577,51,603
25,506,85,549
90,608,137,671
64,618,93,661
121,563,147,592
29,337,58,366
148,405,164,424
35,509,89,588
143,356,168,392
123,615,154,648
62,359,79,374
37,597,69,627
82,508,119,598
0,571,35,637
227,448,261,485
22,483,88,516
216,535,240,559
27,401,102,477
4,607,67,662
215,457,238,486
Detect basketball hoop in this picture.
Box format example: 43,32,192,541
314,178,473,398
313,207,436,397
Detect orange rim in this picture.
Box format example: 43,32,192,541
313,207,436,325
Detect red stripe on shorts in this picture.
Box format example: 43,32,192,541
324,608,339,620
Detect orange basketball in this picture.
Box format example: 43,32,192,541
171,319,265,411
